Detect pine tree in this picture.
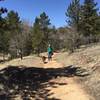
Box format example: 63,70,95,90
0,0,8,60
6,10,21,34
32,12,51,54
80,0,99,36
6,10,22,59
39,12,51,47
66,0,81,31
32,17,44,54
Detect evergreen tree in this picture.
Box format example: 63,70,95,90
80,0,99,36
32,12,51,54
6,10,21,34
32,17,44,54
39,12,51,48
65,0,81,51
0,0,8,60
6,11,22,58
66,0,81,31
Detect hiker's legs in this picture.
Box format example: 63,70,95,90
48,53,52,61
48,53,50,61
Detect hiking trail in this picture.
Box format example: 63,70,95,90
0,53,94,100
43,54,93,100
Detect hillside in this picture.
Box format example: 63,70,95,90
55,43,100,100
0,43,100,100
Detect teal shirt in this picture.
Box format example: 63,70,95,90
48,47,53,53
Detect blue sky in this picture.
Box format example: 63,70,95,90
0,0,100,28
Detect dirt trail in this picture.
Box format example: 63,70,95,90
43,57,93,100
0,53,94,100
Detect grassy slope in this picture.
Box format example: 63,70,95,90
55,43,100,100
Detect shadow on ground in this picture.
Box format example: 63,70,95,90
0,65,89,100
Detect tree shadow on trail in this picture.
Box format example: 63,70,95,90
0,65,89,100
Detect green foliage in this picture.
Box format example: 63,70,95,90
0,14,9,55
0,0,9,60
39,12,51,49
6,11,21,34
0,30,9,53
0,9,33,59
39,12,51,29
65,0,100,53
0,0,100,59
79,0,99,36
32,17,44,54
32,12,51,54
6,11,22,58
66,0,81,31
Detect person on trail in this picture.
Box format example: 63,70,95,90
47,44,53,61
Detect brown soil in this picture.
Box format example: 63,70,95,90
0,49,97,100
42,56,93,100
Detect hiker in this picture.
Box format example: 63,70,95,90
18,49,23,60
47,44,53,61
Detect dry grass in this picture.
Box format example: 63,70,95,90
0,43,100,100
0,55,44,70
0,53,92,100
55,43,100,100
